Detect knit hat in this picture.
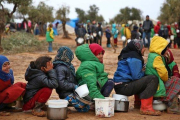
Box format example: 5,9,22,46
133,39,144,52
0,55,9,70
89,43,105,56
87,20,91,23
133,25,138,31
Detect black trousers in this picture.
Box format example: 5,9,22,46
107,37,110,44
114,75,159,99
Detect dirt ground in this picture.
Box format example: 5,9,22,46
1,35,180,120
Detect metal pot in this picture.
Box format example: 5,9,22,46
47,107,67,120
114,99,129,112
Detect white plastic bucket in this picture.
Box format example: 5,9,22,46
48,100,68,108
75,84,89,98
112,94,128,101
94,97,115,117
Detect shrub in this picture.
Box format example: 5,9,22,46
2,32,48,54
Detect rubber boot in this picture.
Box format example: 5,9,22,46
32,102,46,117
174,44,177,49
140,96,161,116
134,95,141,109
167,95,180,114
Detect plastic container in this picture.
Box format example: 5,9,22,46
75,84,89,98
48,100,69,108
112,94,128,101
94,97,115,117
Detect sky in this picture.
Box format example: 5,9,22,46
3,0,166,22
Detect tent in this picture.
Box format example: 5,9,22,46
52,18,79,35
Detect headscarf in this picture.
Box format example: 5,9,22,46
118,39,144,65
0,55,14,84
53,46,75,76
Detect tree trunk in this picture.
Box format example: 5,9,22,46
62,22,69,38
0,34,3,52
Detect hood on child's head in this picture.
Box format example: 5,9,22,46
122,24,125,27
0,55,9,70
149,36,169,55
157,21,161,26
165,49,174,64
89,43,105,56
112,24,116,28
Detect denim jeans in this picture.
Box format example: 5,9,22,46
143,32,151,48
48,42,52,52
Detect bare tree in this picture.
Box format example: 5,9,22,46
56,5,70,38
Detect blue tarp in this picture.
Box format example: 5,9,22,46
52,18,79,28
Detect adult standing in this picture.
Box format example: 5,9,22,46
91,21,97,43
96,22,103,45
142,15,153,48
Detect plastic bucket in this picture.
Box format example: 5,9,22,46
48,100,69,108
94,97,115,117
75,84,89,98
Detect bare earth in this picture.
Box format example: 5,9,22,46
1,35,180,120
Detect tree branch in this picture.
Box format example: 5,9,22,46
0,2,4,12
8,3,18,18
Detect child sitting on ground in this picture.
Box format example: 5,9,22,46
0,55,26,116
23,56,58,117
53,46,90,112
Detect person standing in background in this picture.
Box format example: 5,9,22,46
46,24,54,52
142,15,153,48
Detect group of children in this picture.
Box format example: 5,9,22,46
0,43,114,117
1,35,180,117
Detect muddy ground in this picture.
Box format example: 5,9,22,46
1,35,180,120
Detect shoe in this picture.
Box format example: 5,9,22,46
32,102,46,117
167,95,180,114
134,95,141,109
107,44,111,48
140,96,161,116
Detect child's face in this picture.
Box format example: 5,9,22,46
96,52,104,63
2,62,11,73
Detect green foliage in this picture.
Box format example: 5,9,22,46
2,32,47,54
75,4,104,23
110,7,142,24
158,0,180,24
56,5,70,23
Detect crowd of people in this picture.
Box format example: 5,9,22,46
1,15,180,118
1,33,180,117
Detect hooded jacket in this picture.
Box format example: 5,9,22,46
145,36,169,97
46,27,54,42
154,21,161,34
23,66,58,103
75,44,108,99
120,24,125,36
111,24,118,38
114,40,144,83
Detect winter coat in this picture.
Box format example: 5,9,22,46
154,21,161,34
75,44,108,99
105,28,111,38
125,27,131,39
131,30,140,39
54,64,77,99
96,26,103,37
113,58,144,83
120,24,125,36
91,24,97,34
145,36,169,97
23,66,58,103
142,20,153,32
46,28,54,42
171,27,177,37
111,24,118,38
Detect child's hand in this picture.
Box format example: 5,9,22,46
44,61,53,72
